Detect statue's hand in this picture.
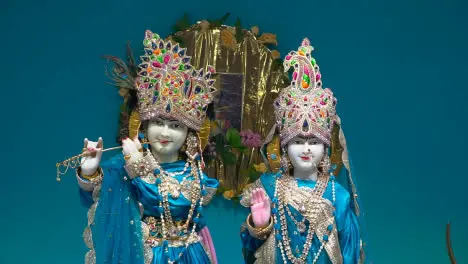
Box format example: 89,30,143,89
122,137,143,164
80,137,103,176
250,188,271,228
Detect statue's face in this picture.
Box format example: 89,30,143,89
287,136,325,172
147,117,188,157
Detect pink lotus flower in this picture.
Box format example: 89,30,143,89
240,130,262,148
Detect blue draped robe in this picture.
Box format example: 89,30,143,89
241,173,361,264
79,154,218,264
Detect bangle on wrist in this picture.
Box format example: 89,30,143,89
79,167,102,181
246,213,273,240
124,151,157,179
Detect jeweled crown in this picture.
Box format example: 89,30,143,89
136,30,216,131
274,38,337,146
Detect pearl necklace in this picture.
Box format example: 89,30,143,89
272,169,337,264
155,161,191,199
155,157,207,264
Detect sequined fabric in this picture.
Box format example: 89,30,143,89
79,155,218,264
78,171,102,264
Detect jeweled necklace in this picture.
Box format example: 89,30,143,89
155,155,207,264
272,168,337,264
154,161,191,199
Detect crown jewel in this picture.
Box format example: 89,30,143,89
136,30,216,131
274,38,337,146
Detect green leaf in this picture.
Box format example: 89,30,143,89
217,185,226,194
208,12,231,28
231,196,240,206
172,13,190,32
221,152,237,165
214,134,226,154
248,166,262,182
171,35,186,48
120,104,127,112
237,145,247,152
272,58,284,71
235,18,244,43
226,128,242,147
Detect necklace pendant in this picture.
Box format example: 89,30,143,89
297,222,306,233
299,204,306,213
170,227,179,238
171,189,180,199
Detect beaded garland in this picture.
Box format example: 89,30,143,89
272,164,337,264
155,157,207,264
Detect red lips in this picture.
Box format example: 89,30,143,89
300,156,310,161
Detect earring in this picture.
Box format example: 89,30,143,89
180,141,187,152
280,147,291,172
185,133,199,160
319,148,331,176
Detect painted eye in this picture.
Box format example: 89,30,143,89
153,119,164,126
171,123,181,128
309,138,320,145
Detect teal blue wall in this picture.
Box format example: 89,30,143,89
1,0,467,263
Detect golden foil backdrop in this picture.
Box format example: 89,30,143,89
171,23,289,191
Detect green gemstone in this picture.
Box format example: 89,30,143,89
179,64,184,71
157,56,163,63
143,39,151,47
303,74,310,84
290,60,297,66
161,49,166,54
311,58,316,66
282,118,285,124
185,80,190,85
174,89,178,93
154,91,159,95
150,55,156,60
151,79,157,83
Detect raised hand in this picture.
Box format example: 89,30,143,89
122,136,143,163
250,188,271,228
81,137,103,176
